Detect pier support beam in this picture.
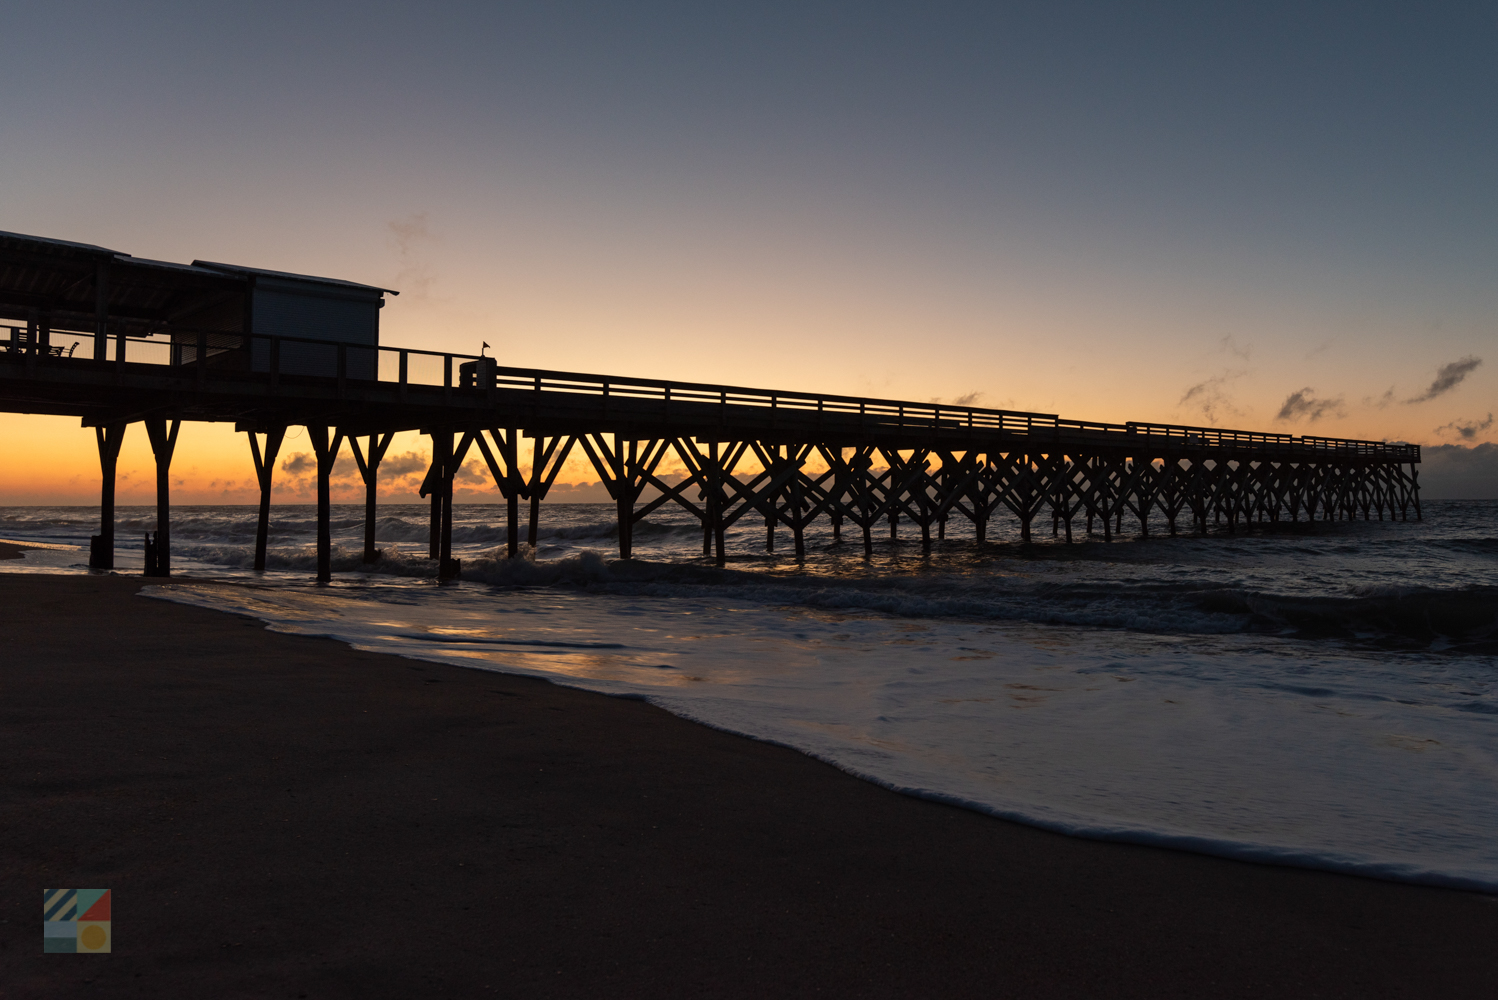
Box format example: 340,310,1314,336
578,435,670,562
503,429,520,558
93,261,110,361
791,472,807,561
441,438,457,579
307,425,345,584
616,439,636,560
420,439,444,562
89,421,126,569
475,427,524,559
524,435,576,550
348,432,394,564
707,440,726,566
247,425,286,573
441,430,476,580
421,428,473,581
425,430,452,572
143,417,180,577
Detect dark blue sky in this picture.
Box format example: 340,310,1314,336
4,2,1494,441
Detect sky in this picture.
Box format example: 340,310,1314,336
2,1,1495,502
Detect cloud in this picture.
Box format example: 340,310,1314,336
1178,370,1246,424
1406,356,1481,404
1275,387,1344,423
928,391,986,407
1219,334,1252,362
1434,413,1494,441
1362,386,1395,409
330,454,359,479
453,460,492,485
388,213,436,299
281,452,314,474
1303,338,1335,360
390,213,429,245
381,451,431,476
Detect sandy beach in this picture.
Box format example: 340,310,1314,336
3,572,1495,998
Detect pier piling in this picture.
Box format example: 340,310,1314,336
348,432,393,564
143,416,180,577
89,421,125,569
308,425,345,584
247,425,286,573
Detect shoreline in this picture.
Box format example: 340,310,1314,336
4,572,1495,997
147,577,1498,897
0,539,56,560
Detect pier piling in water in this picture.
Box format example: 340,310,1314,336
348,431,393,564
308,425,345,584
246,424,286,573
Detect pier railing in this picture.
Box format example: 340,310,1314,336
1,324,1420,461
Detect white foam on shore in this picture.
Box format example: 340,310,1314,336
145,580,1498,893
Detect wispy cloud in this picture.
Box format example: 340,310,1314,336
928,390,987,408
388,213,436,299
1178,370,1246,424
1362,386,1396,409
1407,356,1481,404
1219,334,1252,362
1275,387,1344,423
1303,338,1336,360
1434,413,1494,441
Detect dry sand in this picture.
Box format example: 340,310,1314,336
2,573,1494,998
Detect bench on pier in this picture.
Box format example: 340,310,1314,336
2,328,78,358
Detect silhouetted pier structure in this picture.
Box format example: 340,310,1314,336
1,230,1421,581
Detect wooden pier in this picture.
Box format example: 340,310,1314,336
1,230,1421,581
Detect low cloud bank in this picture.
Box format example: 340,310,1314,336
1419,443,1498,500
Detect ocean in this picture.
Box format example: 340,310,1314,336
4,499,1495,891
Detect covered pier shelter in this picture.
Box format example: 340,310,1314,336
0,230,395,573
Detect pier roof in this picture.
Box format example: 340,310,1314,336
193,261,398,297
0,230,395,338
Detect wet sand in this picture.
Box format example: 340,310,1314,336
3,573,1494,998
